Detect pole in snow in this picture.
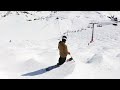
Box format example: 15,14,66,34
88,22,98,45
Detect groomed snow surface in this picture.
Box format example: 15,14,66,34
0,11,120,79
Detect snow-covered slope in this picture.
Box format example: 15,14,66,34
0,11,120,79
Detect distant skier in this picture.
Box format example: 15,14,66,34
57,36,70,66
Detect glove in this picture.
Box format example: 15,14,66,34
68,52,70,55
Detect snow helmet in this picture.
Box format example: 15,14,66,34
62,36,67,40
62,36,67,42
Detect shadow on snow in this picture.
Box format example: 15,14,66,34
22,64,59,76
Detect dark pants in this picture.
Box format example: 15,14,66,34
57,57,66,66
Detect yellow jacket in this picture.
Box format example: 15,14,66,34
58,41,69,58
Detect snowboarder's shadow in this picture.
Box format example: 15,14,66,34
22,64,59,76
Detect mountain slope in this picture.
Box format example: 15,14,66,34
0,11,120,79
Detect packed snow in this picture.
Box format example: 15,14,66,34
0,11,120,79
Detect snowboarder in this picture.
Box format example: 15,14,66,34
57,36,70,66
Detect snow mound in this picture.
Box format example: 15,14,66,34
86,53,103,64
18,58,46,72
116,53,120,58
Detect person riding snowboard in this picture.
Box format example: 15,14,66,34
57,36,70,66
